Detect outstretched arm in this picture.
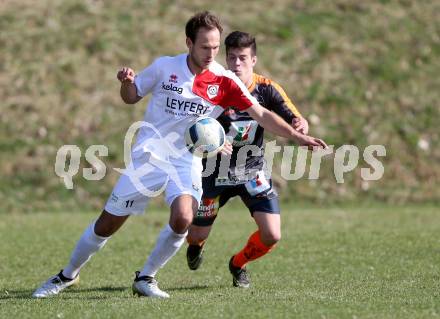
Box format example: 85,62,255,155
246,103,327,149
266,81,309,134
117,67,142,104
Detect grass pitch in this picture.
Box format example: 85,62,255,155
1,205,439,318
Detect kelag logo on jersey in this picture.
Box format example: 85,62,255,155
162,82,183,94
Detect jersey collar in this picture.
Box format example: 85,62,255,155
247,73,257,93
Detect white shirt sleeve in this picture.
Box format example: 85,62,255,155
134,58,161,97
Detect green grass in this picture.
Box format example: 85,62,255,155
1,205,439,318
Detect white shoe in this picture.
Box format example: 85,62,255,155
32,271,79,298
132,271,169,298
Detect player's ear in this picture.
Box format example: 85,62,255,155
186,37,193,50
251,55,257,67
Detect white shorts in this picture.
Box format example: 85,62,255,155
104,152,202,216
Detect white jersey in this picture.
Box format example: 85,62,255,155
133,53,258,165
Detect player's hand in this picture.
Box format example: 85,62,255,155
292,117,309,134
220,142,233,156
117,67,135,83
296,134,328,151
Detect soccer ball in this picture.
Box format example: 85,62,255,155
185,117,226,158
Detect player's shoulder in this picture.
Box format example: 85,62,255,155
152,53,186,66
143,54,188,80
209,61,243,86
209,60,225,72
253,73,288,95
208,60,232,76
253,73,276,87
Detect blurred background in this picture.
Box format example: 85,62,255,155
1,0,439,213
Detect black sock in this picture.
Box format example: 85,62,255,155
58,270,73,282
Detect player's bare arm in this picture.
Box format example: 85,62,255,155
117,67,142,104
247,103,327,149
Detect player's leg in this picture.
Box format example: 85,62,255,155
253,211,281,246
133,194,198,298
228,176,280,288
133,164,202,298
187,224,213,246
32,210,130,298
231,212,280,269
186,224,212,270
61,211,129,280
32,171,151,298
186,193,223,270
140,194,197,277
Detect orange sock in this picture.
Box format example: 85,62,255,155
232,230,275,269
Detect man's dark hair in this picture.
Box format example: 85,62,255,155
185,11,223,43
225,31,257,56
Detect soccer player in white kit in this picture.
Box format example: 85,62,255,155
32,11,327,299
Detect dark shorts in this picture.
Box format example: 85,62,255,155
192,173,280,227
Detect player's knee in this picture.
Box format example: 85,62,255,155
260,231,281,247
170,213,193,234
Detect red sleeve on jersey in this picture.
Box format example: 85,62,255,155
220,77,254,111
192,71,254,111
